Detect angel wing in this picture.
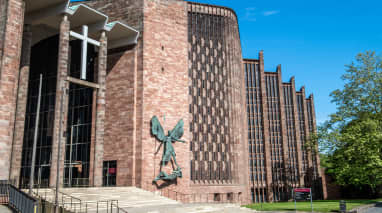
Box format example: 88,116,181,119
151,116,165,142
169,119,184,141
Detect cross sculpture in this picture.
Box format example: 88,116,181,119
69,25,101,80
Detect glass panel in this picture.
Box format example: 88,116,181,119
20,35,59,189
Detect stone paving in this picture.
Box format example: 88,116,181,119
34,187,257,213
0,205,13,213
364,202,382,213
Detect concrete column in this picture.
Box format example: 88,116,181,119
290,78,304,187
9,24,32,185
93,31,107,187
50,14,70,187
0,0,25,180
258,51,273,202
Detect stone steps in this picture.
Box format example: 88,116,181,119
32,187,255,213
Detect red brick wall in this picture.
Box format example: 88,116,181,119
83,0,250,204
9,25,32,185
82,0,145,188
104,48,138,186
0,0,24,180
140,0,191,193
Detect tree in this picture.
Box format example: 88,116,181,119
331,113,382,193
319,51,382,195
330,51,382,125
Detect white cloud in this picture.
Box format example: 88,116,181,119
263,10,280,16
244,7,257,22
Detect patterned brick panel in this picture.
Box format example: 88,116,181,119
188,2,248,187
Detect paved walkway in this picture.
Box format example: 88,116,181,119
365,202,382,213
124,203,255,213
34,187,257,213
0,205,13,213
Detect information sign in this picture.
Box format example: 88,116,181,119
294,188,311,200
293,188,313,212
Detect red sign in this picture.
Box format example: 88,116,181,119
108,168,116,174
294,188,311,193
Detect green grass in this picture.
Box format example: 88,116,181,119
244,199,382,212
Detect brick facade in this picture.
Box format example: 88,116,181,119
244,53,327,202
9,24,32,185
82,0,250,204
49,15,70,187
0,0,25,180
0,0,327,205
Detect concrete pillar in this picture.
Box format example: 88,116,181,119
50,14,70,187
0,0,25,180
258,51,273,202
93,31,107,187
290,78,305,187
9,24,32,185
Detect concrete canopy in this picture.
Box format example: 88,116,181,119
25,0,139,49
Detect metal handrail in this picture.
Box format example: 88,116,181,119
33,188,128,213
0,180,38,213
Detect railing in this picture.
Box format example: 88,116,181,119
0,180,10,204
0,180,38,213
32,188,128,213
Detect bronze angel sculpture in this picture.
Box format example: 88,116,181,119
151,116,185,182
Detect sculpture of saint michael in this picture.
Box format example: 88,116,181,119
151,116,185,182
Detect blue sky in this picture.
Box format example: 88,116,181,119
190,0,382,124
73,0,382,124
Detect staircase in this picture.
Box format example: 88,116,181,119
33,187,179,213
32,187,255,213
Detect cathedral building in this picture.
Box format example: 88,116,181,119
0,0,326,204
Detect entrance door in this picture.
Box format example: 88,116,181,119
63,83,94,187
103,161,117,186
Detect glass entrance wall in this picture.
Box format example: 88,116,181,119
63,39,96,187
63,83,94,187
20,36,59,188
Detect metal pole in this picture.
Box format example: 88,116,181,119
37,167,41,195
29,74,43,195
69,126,74,187
310,188,313,212
55,87,65,213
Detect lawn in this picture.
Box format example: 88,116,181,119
244,199,382,212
